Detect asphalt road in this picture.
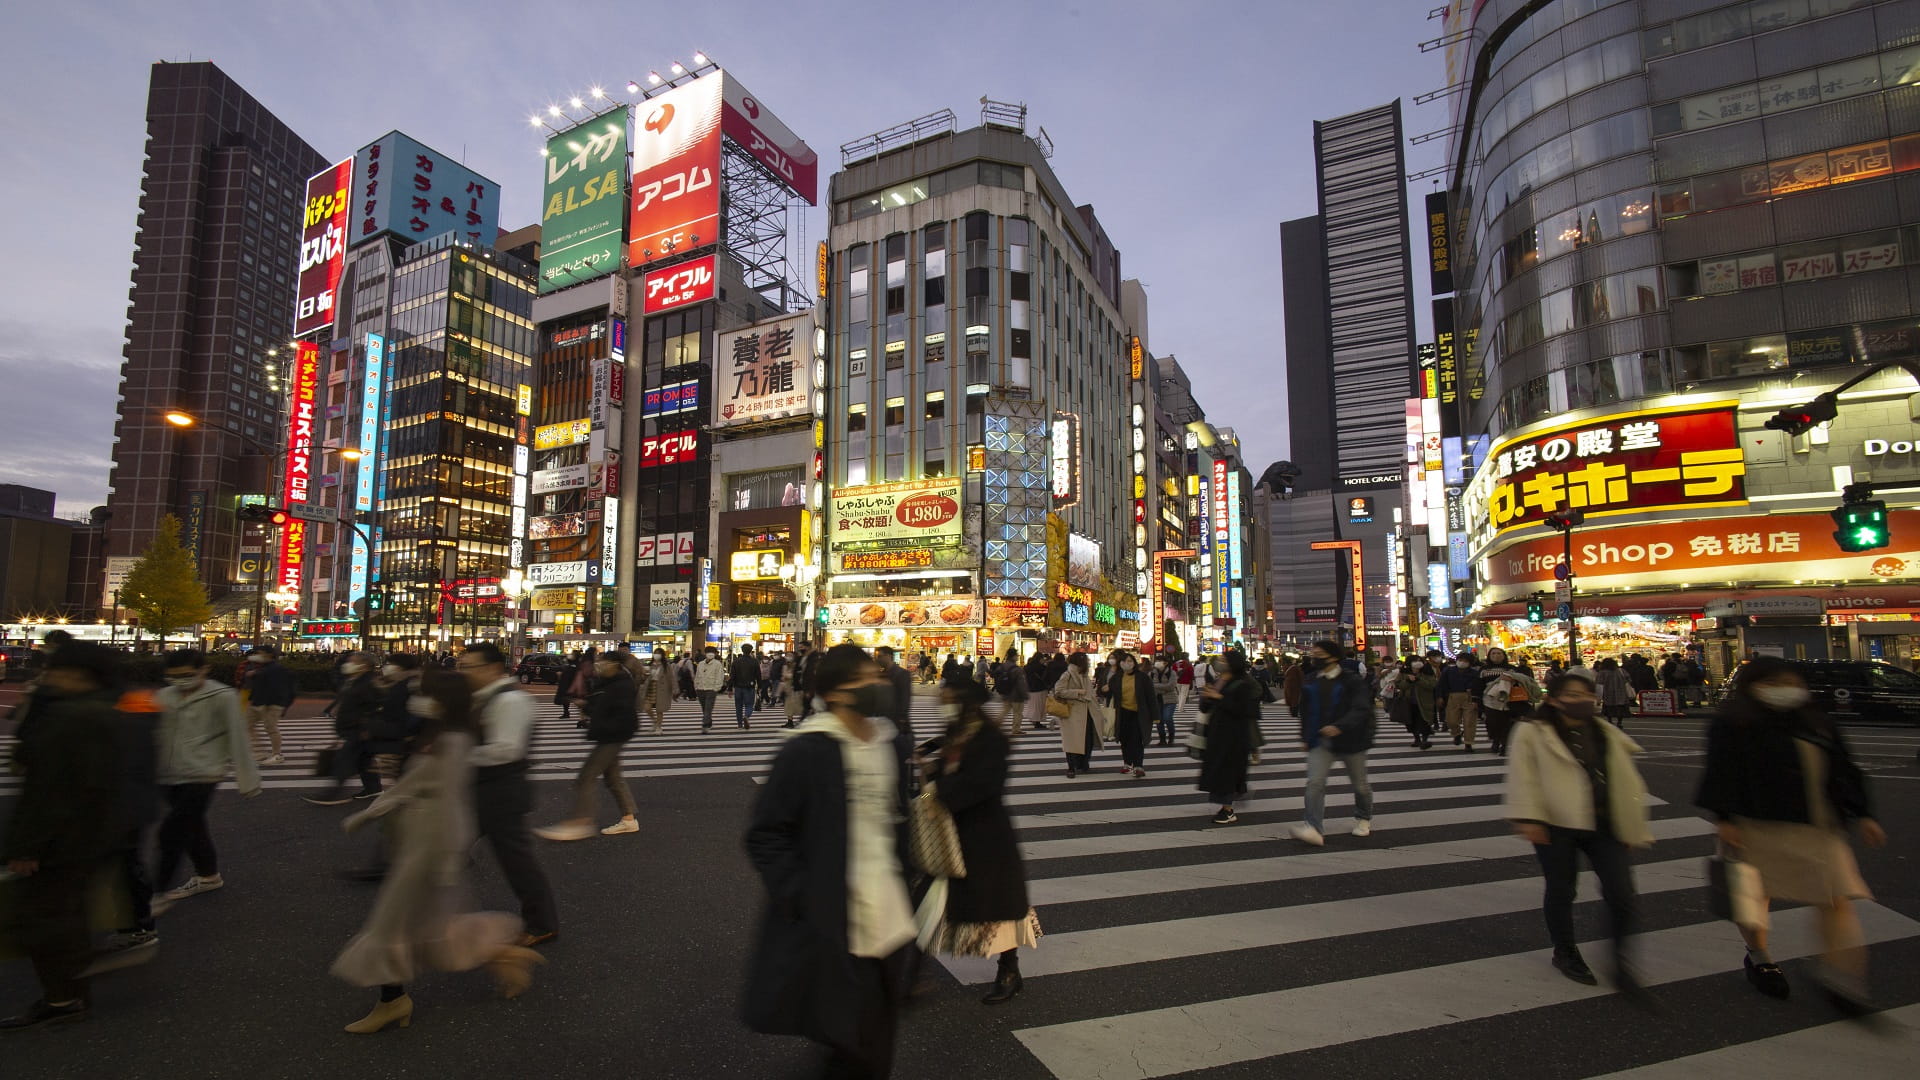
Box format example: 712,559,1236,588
1,687,1916,1078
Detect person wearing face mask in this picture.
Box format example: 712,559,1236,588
1101,650,1159,778
1049,652,1100,778
1503,671,1651,992
913,679,1039,1005
1196,650,1261,824
1696,658,1886,1011
147,650,262,918
1290,641,1378,846
647,652,676,734
745,644,916,1076
336,655,427,884
1395,656,1439,750
535,653,641,841
1437,651,1481,747
305,652,386,806
694,647,727,732
1149,655,1179,747
1478,647,1537,757
241,645,294,766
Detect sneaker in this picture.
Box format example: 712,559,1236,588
1210,808,1238,825
303,793,352,806
1352,821,1373,838
600,819,639,836
352,789,382,800
262,754,286,766
0,999,89,1030
83,930,160,976
533,822,596,842
1249,751,1261,765
1132,767,1146,778
151,874,224,915
1289,824,1326,846
101,929,160,953
519,930,557,947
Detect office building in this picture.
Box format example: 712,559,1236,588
106,61,325,598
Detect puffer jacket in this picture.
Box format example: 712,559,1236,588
155,679,261,792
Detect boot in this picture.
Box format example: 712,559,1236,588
982,953,1024,1005
344,994,413,1033
486,945,546,999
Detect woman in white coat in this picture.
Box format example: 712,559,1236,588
1051,652,1100,778
1502,670,1652,994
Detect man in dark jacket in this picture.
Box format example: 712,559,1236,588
1291,640,1377,847
1,643,126,1029
304,653,385,805
874,645,916,743
536,655,640,841
1437,651,1481,743
242,645,295,766
729,644,760,729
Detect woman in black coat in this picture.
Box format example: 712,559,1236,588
1101,649,1161,779
919,679,1039,1005
1196,651,1260,824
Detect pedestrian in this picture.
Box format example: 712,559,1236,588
337,654,425,884
1595,657,1633,728
329,668,545,1032
1503,670,1652,992
1695,657,1887,1011
1173,652,1195,713
305,651,386,806
0,643,126,1029
1397,655,1439,749
764,651,787,710
914,678,1040,1005
1149,654,1179,746
1101,649,1159,779
993,646,1027,736
1680,653,1708,708
92,684,161,971
647,652,675,734
456,643,559,948
676,654,695,700
1438,651,1480,748
1479,647,1537,756
1290,640,1377,846
784,641,817,729
729,643,761,729
536,652,640,841
148,650,262,917
1196,650,1260,825
744,644,915,1077
242,645,294,766
1050,652,1099,778
1021,644,1054,735
694,645,726,731
875,645,917,743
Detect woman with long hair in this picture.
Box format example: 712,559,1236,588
1196,650,1260,824
915,678,1040,1005
328,668,543,1032
1696,657,1886,1010
1050,652,1100,778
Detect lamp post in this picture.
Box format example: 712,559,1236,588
500,571,528,662
778,556,820,647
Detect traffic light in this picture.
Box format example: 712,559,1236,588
238,503,289,526
1832,498,1890,552
1764,393,1839,436
1544,509,1585,532
815,606,829,628
1526,596,1545,623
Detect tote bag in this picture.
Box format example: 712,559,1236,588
909,784,967,879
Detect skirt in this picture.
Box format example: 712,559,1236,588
913,877,1043,957
1735,819,1872,907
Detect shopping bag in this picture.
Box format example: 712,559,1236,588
1093,701,1114,740
1706,849,1765,929
312,746,337,778
1183,714,1209,761
909,784,967,879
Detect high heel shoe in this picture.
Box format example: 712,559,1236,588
344,994,413,1033
486,945,546,999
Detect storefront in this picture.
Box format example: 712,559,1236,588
718,506,809,622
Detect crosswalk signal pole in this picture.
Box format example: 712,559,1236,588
1545,510,1584,666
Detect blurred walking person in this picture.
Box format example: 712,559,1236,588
0,644,125,1029
1595,657,1633,729
149,650,261,916
875,645,916,743
914,679,1040,1005
1696,657,1887,1011
305,652,385,805
1051,652,1099,778
1396,655,1439,750
1102,650,1159,778
784,641,818,729
1291,641,1377,846
1503,671,1651,992
329,669,544,1032
647,652,675,734
1478,647,1536,756
993,647,1028,736
1196,651,1260,825
243,645,295,766
730,644,761,729
458,644,559,947
536,653,640,840
745,645,915,1077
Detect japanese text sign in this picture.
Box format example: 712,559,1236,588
719,72,817,204
540,113,627,294
639,429,699,468
294,159,353,336
716,311,814,426
351,132,499,247
1425,190,1453,296
830,478,964,550
643,253,716,314
629,77,722,269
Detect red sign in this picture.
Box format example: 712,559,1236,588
894,491,958,530
1480,403,1745,535
277,342,322,600
642,253,716,314
629,77,722,269
720,74,818,205
444,577,504,604
639,429,699,467
294,159,353,336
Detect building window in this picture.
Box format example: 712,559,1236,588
727,466,805,510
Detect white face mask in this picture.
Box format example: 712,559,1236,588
166,674,202,690
407,694,442,719
939,702,961,722
381,664,402,677
1752,684,1810,710
343,661,367,675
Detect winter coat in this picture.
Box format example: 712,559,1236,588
881,662,915,739
1197,675,1260,798
1626,661,1659,692
1282,664,1305,710
155,679,261,791
1438,662,1480,696
1297,668,1376,753
931,721,1029,922
730,654,761,688
245,660,296,708
742,719,914,1048
1101,666,1161,741
1596,667,1633,709
1696,696,1873,825
996,662,1028,703
334,671,384,739
584,669,639,745
694,657,727,692
649,663,677,711
1,688,123,866
369,677,423,746
1051,665,1101,757
553,662,580,706
1478,663,1537,712
1502,711,1653,846
1397,670,1439,724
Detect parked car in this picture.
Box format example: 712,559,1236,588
516,652,569,685
1,646,36,681
1721,658,1920,725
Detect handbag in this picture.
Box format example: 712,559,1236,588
1093,700,1114,740
1045,694,1072,719
909,784,967,879
312,746,338,778
1706,847,1765,928
1183,714,1209,761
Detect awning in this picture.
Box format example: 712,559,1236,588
1475,582,1920,620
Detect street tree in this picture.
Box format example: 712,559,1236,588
121,514,214,647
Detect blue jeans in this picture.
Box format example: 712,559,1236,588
734,685,756,726
1302,743,1372,832
1157,702,1177,743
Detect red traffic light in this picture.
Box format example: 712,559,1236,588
1764,393,1839,436
270,511,291,526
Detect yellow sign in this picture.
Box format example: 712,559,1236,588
816,241,829,305
529,586,579,611
516,384,533,416
1163,572,1186,594
731,549,786,581
1129,335,1143,380
534,418,591,450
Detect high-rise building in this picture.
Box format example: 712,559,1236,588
106,61,324,597
1444,0,1920,673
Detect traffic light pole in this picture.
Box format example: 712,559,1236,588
1561,524,1579,666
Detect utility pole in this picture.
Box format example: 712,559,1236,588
1545,510,1585,666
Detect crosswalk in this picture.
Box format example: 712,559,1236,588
3,694,1914,1074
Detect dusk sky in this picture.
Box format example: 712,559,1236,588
0,0,1448,516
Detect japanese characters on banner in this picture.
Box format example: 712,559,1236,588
1424,190,1453,297
526,559,594,586
294,159,353,336
534,419,591,450
1050,411,1081,508
638,429,699,468
1468,403,1747,541
531,464,590,494
830,478,964,551
356,333,385,513
642,380,700,418
633,531,695,567
277,342,322,601
648,582,692,630
716,311,813,426
600,494,620,588
628,77,722,269
1482,510,1920,599
539,113,628,293
351,132,500,247
823,598,983,630
718,73,818,204
643,253,716,314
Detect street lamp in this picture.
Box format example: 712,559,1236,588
500,571,528,661
778,556,820,646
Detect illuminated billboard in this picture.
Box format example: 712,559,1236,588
716,311,814,426
350,132,500,247
539,113,628,293
719,72,818,204
628,77,722,269
642,253,717,314
293,158,353,337
277,341,322,602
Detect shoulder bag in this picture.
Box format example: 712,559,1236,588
910,783,967,879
